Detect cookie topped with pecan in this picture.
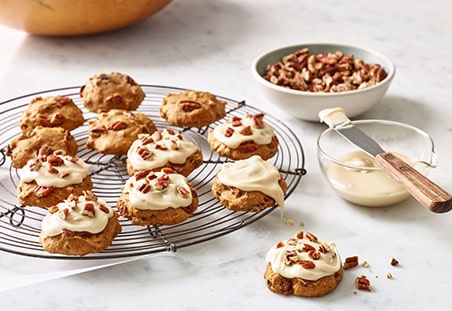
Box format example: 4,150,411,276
264,231,343,297
126,129,203,176
80,72,145,113
19,95,84,135
117,168,198,226
207,113,278,160
17,149,93,208
160,90,226,127
39,190,122,256
85,109,157,155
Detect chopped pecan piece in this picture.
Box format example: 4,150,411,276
82,203,96,217
177,186,190,198
35,186,54,197
48,205,59,214
308,250,321,260
298,260,316,269
135,169,152,180
59,208,70,219
48,166,59,174
296,231,304,239
99,204,110,214
154,174,170,190
162,167,177,174
47,155,64,166
141,135,154,145
301,243,315,252
344,256,359,270
276,241,285,248
137,147,152,159
151,130,163,141
390,257,399,266
355,275,371,291
318,244,329,254
305,232,318,242
137,183,151,194
239,125,253,136
224,127,234,137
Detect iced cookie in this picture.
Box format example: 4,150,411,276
126,129,203,176
207,113,278,160
86,109,157,155
80,72,145,113
211,155,287,212
17,150,92,208
117,168,198,226
160,90,226,127
264,231,343,297
39,191,122,256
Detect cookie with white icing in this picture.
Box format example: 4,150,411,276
126,129,203,176
117,168,198,226
80,72,145,113
6,126,79,168
160,90,226,127
211,155,287,212
17,149,93,208
207,113,278,160
264,231,343,297
39,191,122,256
19,95,84,134
86,109,157,155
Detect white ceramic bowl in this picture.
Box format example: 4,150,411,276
251,43,396,121
317,119,437,207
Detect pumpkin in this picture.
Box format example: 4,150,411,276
0,0,172,36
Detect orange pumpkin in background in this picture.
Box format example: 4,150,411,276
0,0,172,36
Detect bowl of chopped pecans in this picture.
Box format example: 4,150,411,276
251,43,395,121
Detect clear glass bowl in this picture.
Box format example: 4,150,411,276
317,120,437,207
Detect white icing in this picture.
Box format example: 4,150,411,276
266,232,341,280
127,130,199,171
124,170,193,210
217,155,285,208
213,114,275,148
41,192,115,237
20,154,90,187
318,107,350,128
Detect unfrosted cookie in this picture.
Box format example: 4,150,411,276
80,72,145,113
117,168,198,226
19,95,84,134
39,191,121,256
6,126,79,168
86,109,157,155
126,129,203,176
211,155,287,212
264,231,343,297
17,150,93,208
160,90,226,127
207,113,278,160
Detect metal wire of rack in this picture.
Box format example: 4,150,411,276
0,85,306,260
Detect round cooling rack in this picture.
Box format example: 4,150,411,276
0,85,306,260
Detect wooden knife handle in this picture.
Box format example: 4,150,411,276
375,152,452,213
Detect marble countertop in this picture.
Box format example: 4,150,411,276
1,0,451,310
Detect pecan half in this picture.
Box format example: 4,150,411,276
108,121,128,131
89,125,107,136
179,100,202,112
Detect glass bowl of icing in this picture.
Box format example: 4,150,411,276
316,119,437,207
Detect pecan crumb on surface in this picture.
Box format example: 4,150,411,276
355,275,371,292
386,272,393,279
343,256,359,270
390,257,399,266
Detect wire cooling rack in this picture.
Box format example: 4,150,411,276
0,85,306,259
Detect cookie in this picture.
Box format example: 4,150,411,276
17,150,92,208
126,129,203,176
211,155,287,212
160,90,226,127
117,168,198,226
6,126,79,168
207,113,278,160
264,231,343,297
39,191,122,256
80,72,145,113
85,109,157,155
19,95,84,134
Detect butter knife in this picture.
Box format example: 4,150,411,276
319,107,452,213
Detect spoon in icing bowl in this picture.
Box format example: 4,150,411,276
318,107,452,213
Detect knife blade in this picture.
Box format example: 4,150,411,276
319,107,452,213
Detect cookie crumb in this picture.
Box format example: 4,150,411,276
362,260,370,268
